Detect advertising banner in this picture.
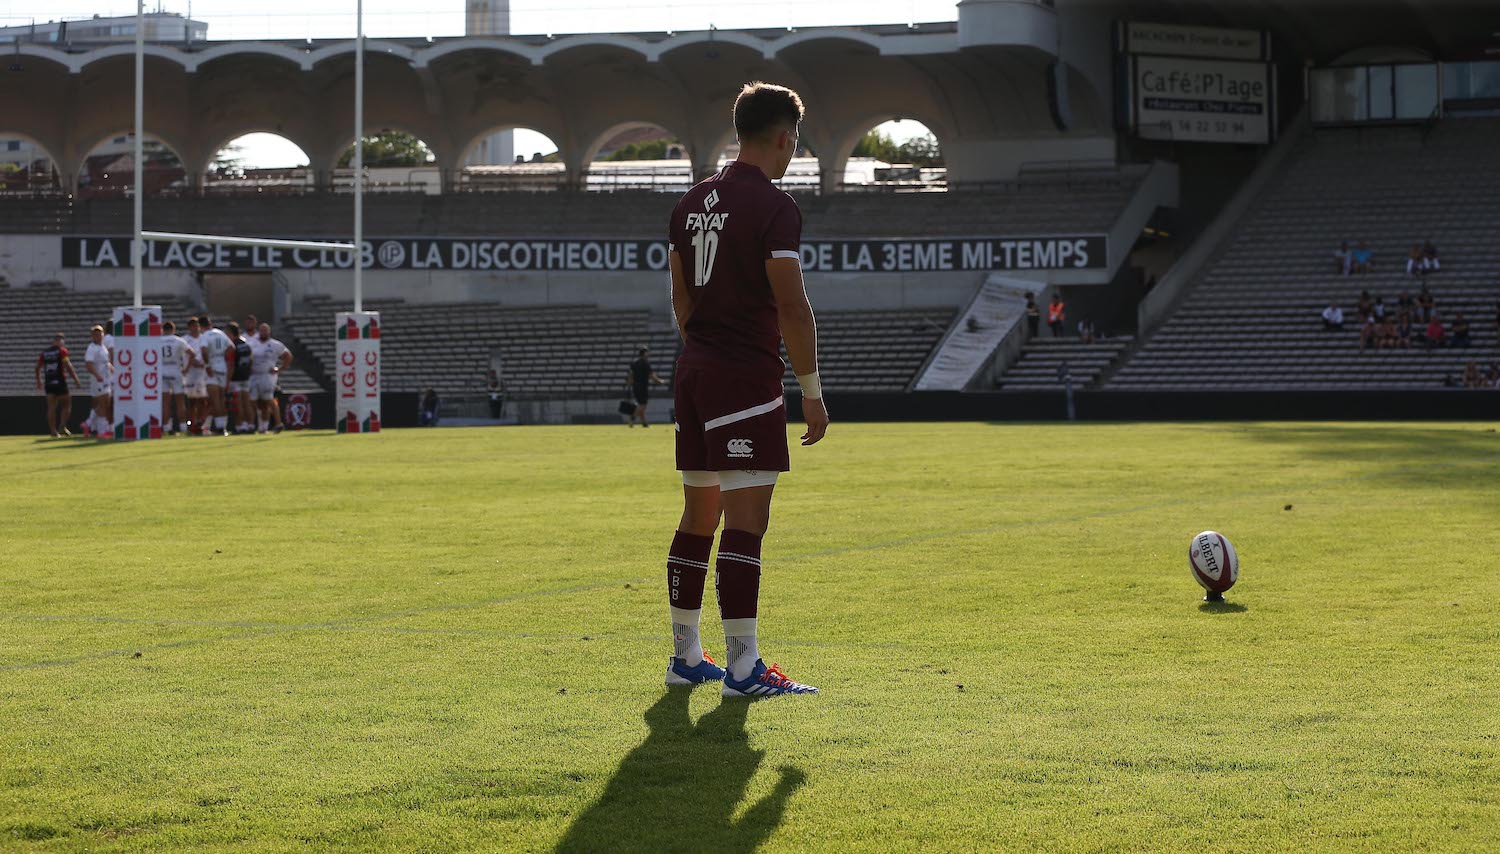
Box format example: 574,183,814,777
110,305,164,441
1123,22,1269,61
1132,55,1273,144
63,235,1110,273
335,311,381,434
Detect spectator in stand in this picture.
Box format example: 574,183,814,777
1406,244,1426,277
1321,304,1344,330
1359,313,1378,352
1425,313,1446,349
1077,318,1096,344
1372,296,1387,320
1351,242,1374,274
1395,312,1414,348
1396,290,1415,316
419,388,441,426
1377,315,1399,349
1417,285,1435,322
1422,239,1440,272
486,369,505,420
1024,293,1040,337
1047,294,1066,337
1487,363,1500,389
1462,361,1483,388
1451,313,1472,348
1357,290,1374,321
1334,241,1352,275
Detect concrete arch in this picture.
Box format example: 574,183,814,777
824,113,950,192
0,131,64,174
457,124,564,165
308,40,418,68
200,130,315,179
70,43,189,73
74,130,190,197
414,38,542,69
769,29,887,57
581,120,691,167
328,127,442,171
537,35,652,64
650,31,776,62
9,45,74,73
187,43,312,73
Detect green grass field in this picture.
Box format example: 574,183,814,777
2,422,1498,851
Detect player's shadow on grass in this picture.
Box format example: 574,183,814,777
1199,600,1249,614
555,688,804,854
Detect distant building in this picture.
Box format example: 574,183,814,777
464,0,515,167
0,11,207,46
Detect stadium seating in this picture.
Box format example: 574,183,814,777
1107,118,1500,391
0,282,322,395
0,173,1139,238
282,296,952,398
996,337,1134,390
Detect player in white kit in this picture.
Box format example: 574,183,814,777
200,316,234,436
83,325,113,438
182,317,208,434
249,323,292,434
158,320,191,435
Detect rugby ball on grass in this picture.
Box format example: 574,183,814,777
1188,531,1239,594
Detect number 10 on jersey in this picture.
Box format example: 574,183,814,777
691,229,719,287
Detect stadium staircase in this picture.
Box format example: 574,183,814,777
913,275,1034,391
995,337,1134,391
1105,118,1500,391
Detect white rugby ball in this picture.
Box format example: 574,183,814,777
1188,531,1239,594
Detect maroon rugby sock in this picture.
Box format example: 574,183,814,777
667,531,713,665
715,529,763,679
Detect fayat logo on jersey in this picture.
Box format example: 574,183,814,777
685,212,729,232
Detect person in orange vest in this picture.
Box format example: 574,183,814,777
1047,294,1066,337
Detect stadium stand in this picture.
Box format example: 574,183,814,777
0,170,1140,239
996,337,1134,391
1107,119,1500,391
0,282,323,395
282,296,952,398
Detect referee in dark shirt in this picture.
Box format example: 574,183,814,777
626,347,664,428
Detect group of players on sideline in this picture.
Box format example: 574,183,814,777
34,313,292,438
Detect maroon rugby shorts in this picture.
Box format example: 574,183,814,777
674,365,789,473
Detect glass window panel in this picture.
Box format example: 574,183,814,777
1395,64,1439,119
1368,65,1394,120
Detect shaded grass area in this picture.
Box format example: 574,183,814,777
1,423,1498,851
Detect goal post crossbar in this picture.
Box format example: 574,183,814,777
140,231,356,253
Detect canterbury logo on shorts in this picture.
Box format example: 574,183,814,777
727,438,753,458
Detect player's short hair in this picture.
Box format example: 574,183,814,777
734,81,804,143
90,324,104,334
162,320,175,333
198,315,212,327
53,332,64,340
227,322,240,337
187,316,200,327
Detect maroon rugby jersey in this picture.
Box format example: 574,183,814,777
670,161,802,380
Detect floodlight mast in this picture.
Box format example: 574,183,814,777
353,0,365,313
133,0,145,308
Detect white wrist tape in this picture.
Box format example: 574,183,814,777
796,372,822,400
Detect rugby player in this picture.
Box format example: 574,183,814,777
249,323,291,434
82,325,113,438
182,317,209,434
226,322,254,433
200,316,234,436
35,332,80,437
662,81,828,698
158,320,190,435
